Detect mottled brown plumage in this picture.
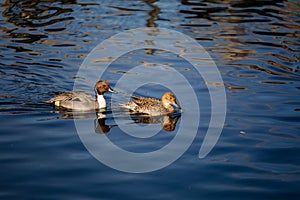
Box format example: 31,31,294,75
120,92,180,116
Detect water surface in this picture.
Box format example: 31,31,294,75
0,0,300,199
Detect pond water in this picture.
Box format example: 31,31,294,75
0,0,300,199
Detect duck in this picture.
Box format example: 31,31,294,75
120,92,181,116
46,80,116,111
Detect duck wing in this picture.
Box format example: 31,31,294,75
120,97,164,115
46,91,93,103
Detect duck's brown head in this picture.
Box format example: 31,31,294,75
162,92,181,109
94,80,116,95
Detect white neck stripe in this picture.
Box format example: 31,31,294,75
96,94,106,109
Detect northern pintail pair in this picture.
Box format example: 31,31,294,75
47,80,181,116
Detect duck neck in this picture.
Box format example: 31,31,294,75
96,94,106,109
163,102,174,113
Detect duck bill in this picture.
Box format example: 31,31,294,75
172,102,181,110
108,87,118,94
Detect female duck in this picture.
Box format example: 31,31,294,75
46,80,115,111
120,92,181,116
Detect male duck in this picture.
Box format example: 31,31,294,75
120,92,181,116
46,80,115,111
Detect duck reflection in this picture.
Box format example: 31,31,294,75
49,107,180,133
52,110,100,119
51,109,181,133
94,112,116,134
130,114,181,132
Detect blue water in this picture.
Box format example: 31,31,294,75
1,0,300,199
